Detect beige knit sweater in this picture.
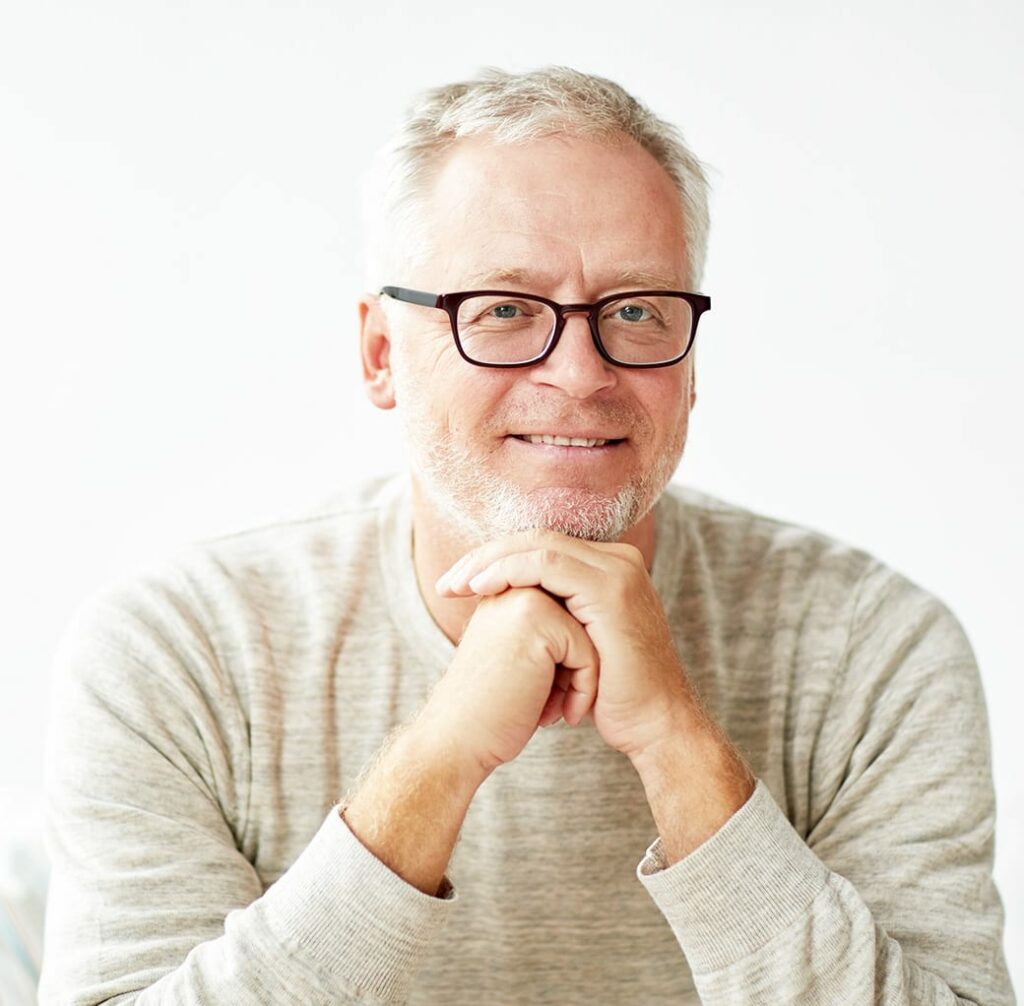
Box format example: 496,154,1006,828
39,473,1014,1004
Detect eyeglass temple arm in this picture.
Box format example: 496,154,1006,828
380,286,441,308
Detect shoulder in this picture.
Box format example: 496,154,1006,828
55,472,409,688
185,470,406,573
656,482,881,611
661,481,872,570
655,482,970,669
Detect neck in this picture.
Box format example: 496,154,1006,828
409,476,658,645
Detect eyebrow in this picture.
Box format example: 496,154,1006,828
458,267,682,292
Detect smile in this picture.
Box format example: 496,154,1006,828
506,435,625,455
511,434,620,447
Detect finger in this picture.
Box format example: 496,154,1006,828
538,687,566,727
544,664,595,727
554,666,574,692
562,660,598,727
530,602,600,728
563,686,593,727
461,551,606,619
551,622,599,728
437,531,633,595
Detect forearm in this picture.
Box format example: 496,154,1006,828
41,594,463,1004
635,780,1015,1005
44,725,462,1005
630,708,755,864
341,713,487,896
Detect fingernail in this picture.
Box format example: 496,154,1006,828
436,557,467,592
446,555,476,588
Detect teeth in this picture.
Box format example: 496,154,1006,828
523,434,609,447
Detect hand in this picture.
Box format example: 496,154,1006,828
436,530,698,762
419,585,600,780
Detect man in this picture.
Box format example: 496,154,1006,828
40,67,1013,1004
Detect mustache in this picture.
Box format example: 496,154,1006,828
493,402,639,433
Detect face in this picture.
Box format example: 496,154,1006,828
360,132,697,546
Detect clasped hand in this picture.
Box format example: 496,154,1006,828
432,529,697,770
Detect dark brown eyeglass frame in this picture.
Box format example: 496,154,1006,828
379,286,711,369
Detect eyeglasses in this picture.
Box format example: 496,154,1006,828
379,286,711,369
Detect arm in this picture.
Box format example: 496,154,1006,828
339,574,610,900
41,560,594,1004
632,565,1015,1005
340,708,485,898
433,528,1015,1002
39,579,459,1006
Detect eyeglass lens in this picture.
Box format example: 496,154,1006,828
454,295,693,365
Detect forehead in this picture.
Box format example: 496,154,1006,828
417,133,689,293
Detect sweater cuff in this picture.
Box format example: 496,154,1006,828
636,779,828,975
256,804,457,1001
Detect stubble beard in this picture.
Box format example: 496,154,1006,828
394,369,687,546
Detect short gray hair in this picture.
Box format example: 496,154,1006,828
362,66,711,293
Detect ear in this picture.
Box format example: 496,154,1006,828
359,294,396,410
688,352,697,411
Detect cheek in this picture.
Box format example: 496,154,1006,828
396,341,514,436
447,374,516,438
392,330,451,402
623,372,689,439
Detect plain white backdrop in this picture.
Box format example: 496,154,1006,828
1,0,1020,988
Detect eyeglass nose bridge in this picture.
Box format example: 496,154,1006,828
546,303,604,359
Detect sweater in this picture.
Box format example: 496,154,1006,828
39,472,1014,1004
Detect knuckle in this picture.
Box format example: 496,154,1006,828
490,584,547,615
612,542,644,565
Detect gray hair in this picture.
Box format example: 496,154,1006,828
362,66,711,294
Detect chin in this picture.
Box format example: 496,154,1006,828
480,484,647,543
408,429,676,544
415,462,645,544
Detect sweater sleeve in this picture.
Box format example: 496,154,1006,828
38,576,457,1006
635,563,1015,1005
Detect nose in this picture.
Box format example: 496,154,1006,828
527,311,617,399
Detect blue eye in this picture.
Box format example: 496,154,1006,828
491,304,521,319
617,304,650,322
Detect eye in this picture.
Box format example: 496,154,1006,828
491,303,522,319
615,303,652,323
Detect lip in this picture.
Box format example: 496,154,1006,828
507,432,627,442
504,435,625,457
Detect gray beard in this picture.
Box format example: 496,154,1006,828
390,341,688,545
406,431,672,546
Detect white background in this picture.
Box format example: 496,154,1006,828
1,0,1020,989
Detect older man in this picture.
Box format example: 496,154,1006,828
40,67,1013,1005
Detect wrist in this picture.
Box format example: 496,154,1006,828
626,700,707,777
341,718,482,898
409,702,492,796
631,716,755,865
